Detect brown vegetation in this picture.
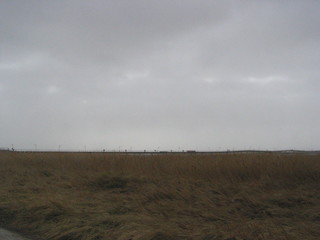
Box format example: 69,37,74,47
0,151,319,240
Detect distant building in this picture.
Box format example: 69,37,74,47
186,150,196,153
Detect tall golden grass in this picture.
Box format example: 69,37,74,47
0,151,319,240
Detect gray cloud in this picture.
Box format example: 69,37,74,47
1,0,319,151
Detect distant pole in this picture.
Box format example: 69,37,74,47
34,144,37,151
58,145,61,152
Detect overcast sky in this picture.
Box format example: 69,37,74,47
1,0,319,151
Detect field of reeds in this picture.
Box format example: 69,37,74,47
0,151,319,240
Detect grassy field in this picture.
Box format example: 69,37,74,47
0,151,319,240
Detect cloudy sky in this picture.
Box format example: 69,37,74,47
1,0,319,151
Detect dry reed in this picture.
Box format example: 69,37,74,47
0,151,319,240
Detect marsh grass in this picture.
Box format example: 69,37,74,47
0,151,319,240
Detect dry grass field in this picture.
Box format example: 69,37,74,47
0,151,319,240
